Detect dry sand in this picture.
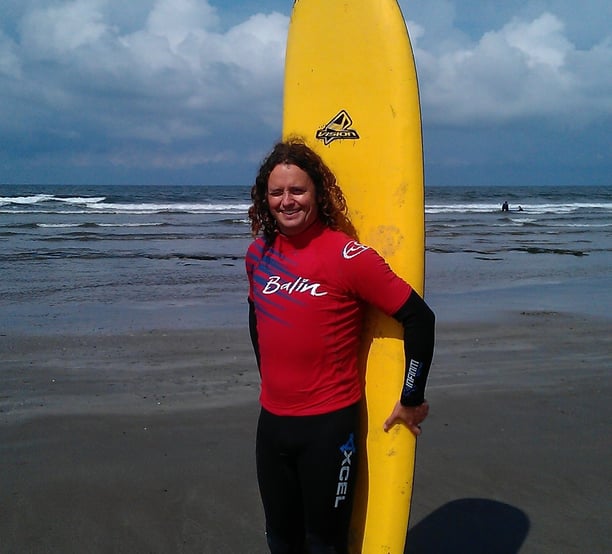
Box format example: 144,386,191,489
1,312,610,553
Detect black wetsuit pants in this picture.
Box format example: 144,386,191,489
256,403,360,554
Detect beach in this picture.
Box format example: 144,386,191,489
2,308,610,554
1,183,610,552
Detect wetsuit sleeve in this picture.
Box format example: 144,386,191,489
248,298,261,371
392,291,435,406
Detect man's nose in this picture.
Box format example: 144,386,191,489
280,191,295,204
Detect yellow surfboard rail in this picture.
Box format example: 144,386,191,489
282,1,424,552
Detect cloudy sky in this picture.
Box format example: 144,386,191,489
1,0,610,186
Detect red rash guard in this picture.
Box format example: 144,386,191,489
246,221,412,416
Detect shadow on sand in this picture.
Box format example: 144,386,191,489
405,498,530,554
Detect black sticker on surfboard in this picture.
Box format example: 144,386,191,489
315,110,360,145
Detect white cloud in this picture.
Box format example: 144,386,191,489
20,0,109,57
0,30,22,78
503,13,571,69
4,0,288,153
145,0,219,51
223,13,288,75
412,12,612,125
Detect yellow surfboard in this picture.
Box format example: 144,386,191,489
282,1,424,552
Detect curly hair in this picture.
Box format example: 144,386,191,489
249,138,356,243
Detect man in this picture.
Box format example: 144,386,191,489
246,139,434,553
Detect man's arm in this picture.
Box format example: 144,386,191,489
393,290,435,407
383,291,435,435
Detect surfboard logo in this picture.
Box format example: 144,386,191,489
316,110,360,145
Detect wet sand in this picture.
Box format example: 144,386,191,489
1,311,610,553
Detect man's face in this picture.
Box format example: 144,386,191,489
267,163,319,237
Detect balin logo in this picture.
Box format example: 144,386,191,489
315,110,360,145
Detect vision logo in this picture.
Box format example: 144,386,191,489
316,110,360,145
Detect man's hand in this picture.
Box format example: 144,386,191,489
383,400,429,436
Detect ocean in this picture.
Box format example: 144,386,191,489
1,184,610,334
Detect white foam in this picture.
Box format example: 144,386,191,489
88,202,250,214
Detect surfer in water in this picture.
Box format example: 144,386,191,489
246,139,435,553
